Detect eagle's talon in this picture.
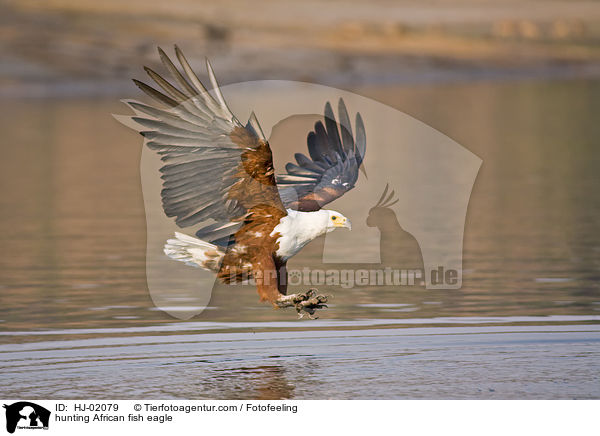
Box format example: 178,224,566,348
277,289,329,318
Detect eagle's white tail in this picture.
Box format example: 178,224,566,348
163,232,224,272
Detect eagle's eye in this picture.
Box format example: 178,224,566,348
331,216,337,221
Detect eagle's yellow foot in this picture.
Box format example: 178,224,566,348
275,288,329,319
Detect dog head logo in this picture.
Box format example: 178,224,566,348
3,402,50,434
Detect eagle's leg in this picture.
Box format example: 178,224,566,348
274,264,328,318
275,289,329,319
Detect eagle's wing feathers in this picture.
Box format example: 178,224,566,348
276,99,366,211
119,46,286,241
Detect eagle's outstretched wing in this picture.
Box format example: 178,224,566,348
117,46,286,239
276,99,366,212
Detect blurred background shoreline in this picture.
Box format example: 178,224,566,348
2,0,600,98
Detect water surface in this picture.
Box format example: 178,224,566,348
0,78,599,398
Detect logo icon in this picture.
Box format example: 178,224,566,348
3,402,50,434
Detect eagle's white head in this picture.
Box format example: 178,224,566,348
271,209,352,261
324,210,352,232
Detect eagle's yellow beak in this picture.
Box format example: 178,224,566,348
334,217,352,230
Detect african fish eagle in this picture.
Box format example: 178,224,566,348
118,47,366,317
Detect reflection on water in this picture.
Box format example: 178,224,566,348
0,79,599,330
212,366,295,400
